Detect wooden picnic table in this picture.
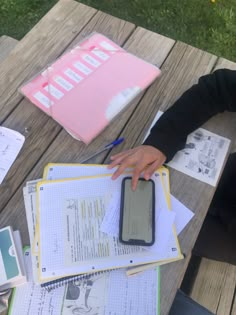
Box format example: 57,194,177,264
0,0,236,314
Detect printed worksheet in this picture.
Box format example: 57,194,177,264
168,128,230,186
0,127,25,184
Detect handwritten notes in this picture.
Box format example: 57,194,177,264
0,127,25,184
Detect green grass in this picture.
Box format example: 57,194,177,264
0,0,236,62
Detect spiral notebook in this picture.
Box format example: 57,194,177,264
22,164,183,288
20,32,161,144
9,248,160,315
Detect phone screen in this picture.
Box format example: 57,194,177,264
119,177,155,246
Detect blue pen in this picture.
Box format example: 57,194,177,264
80,138,124,163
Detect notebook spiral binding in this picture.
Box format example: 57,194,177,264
41,270,108,292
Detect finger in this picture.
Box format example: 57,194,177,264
108,152,134,169
110,149,133,160
143,160,161,180
108,153,133,169
131,172,141,191
111,163,131,180
131,162,147,190
108,159,122,169
112,153,141,178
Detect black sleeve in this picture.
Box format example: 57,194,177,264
143,69,236,162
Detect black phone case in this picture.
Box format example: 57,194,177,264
119,176,155,246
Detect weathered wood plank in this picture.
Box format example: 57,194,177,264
214,57,236,71
0,11,138,239
231,294,236,315
0,36,18,63
0,0,97,124
217,264,236,315
190,258,236,315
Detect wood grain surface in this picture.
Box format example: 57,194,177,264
0,36,18,63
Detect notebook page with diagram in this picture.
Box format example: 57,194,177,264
43,164,182,253
43,164,183,260
37,173,182,282
9,248,160,315
25,165,182,285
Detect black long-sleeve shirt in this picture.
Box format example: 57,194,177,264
144,69,236,162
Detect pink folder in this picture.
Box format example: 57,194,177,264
20,33,161,144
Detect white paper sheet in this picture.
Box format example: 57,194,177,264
0,127,25,184
170,195,194,235
168,128,230,186
38,173,181,281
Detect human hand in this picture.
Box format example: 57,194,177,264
107,145,166,190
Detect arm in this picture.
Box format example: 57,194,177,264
109,69,236,189
144,69,236,161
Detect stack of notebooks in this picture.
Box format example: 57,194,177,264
9,163,187,314
23,163,183,287
19,32,161,144
8,160,198,315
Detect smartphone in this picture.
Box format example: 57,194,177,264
119,177,155,246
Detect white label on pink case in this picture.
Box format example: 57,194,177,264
73,61,92,75
82,54,101,68
64,68,83,83
106,86,141,120
44,84,64,100
99,41,117,54
54,76,74,91
92,49,110,61
33,91,54,108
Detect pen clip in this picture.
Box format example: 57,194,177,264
105,137,124,149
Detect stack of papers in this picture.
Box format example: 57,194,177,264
23,163,194,287
8,163,194,315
